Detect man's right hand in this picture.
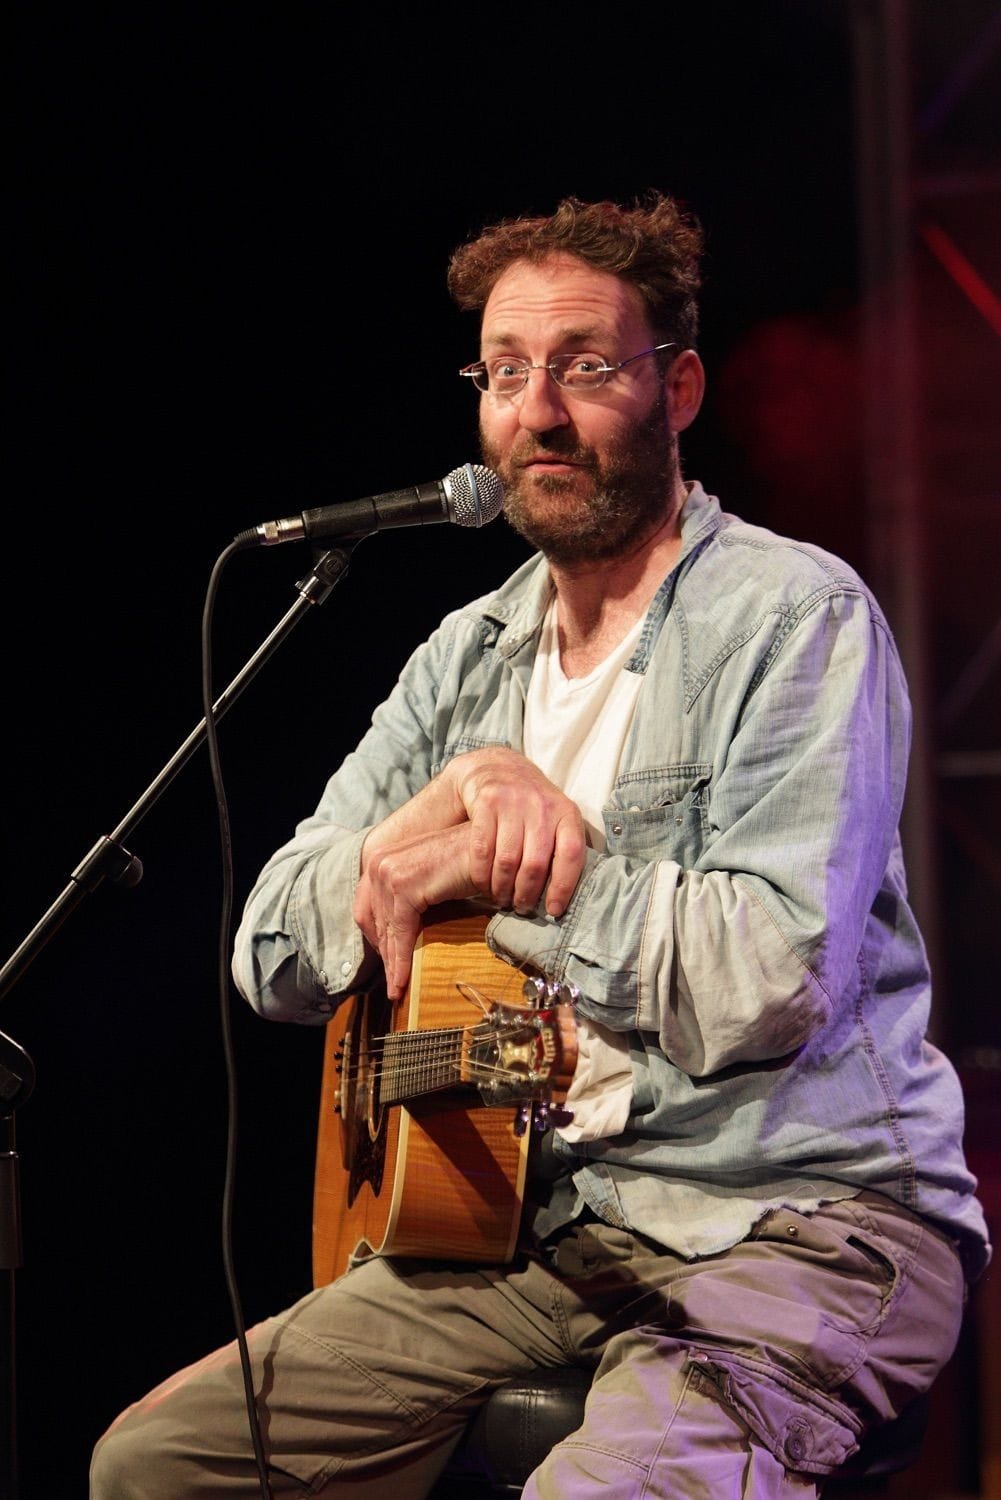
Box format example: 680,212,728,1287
354,823,480,1000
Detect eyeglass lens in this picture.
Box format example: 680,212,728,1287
475,354,610,395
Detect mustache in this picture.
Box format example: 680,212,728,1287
508,435,596,468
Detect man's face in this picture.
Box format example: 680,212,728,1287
477,253,678,565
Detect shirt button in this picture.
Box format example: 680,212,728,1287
611,823,623,835
340,961,352,977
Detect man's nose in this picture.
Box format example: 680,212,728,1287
517,367,571,431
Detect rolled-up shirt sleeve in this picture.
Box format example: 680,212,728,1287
231,624,455,1022
232,825,370,1023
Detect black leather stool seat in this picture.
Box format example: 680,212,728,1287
437,1367,929,1497
445,1367,592,1495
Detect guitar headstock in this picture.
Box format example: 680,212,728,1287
455,977,579,1121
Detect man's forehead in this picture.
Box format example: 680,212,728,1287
481,254,648,345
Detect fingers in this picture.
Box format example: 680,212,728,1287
380,906,423,1002
467,799,585,915
458,749,586,915
362,854,426,1001
466,813,501,896
363,877,423,1002
355,850,422,1001
545,812,588,917
360,826,478,1000
351,872,378,950
467,804,535,910
501,804,586,917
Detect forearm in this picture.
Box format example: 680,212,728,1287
488,598,908,1075
232,628,454,1020
487,856,832,1075
353,747,587,996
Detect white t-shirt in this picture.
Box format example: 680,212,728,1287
522,597,644,1142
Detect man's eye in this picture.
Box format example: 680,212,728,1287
561,354,607,387
488,360,528,389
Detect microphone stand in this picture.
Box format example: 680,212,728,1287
0,541,359,1500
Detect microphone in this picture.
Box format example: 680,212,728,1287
242,463,504,547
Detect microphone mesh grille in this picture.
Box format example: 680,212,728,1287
445,464,505,528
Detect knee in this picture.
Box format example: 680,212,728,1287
90,1414,173,1499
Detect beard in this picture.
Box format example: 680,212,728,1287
480,399,680,566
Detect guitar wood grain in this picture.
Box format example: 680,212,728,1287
312,910,549,1285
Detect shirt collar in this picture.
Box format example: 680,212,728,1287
473,482,722,667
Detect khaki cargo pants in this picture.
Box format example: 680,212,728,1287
90,1191,965,1499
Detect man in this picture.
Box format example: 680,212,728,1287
92,193,989,1498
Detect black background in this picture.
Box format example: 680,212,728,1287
8,5,879,1493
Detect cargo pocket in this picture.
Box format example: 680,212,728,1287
746,1206,900,1385
686,1346,865,1476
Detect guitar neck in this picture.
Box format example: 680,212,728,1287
378,1025,467,1107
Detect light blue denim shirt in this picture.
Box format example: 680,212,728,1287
233,484,990,1277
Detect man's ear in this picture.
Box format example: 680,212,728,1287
665,350,705,434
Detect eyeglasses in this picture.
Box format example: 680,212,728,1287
460,342,677,397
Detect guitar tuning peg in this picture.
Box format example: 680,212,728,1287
539,1105,574,1130
521,975,548,1007
513,1103,532,1138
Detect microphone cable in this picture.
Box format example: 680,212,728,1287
192,467,500,1494
201,538,274,1500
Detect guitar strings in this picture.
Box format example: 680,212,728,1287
340,1021,552,1097
341,1027,465,1099
347,1023,534,1067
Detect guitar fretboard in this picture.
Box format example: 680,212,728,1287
379,1026,466,1105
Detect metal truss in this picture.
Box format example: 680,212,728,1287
851,0,1001,1061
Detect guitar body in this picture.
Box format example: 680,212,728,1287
313,910,558,1287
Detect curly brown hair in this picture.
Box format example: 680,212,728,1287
447,191,705,349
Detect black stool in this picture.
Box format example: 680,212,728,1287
434,1367,929,1497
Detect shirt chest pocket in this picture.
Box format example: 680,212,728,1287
602,764,712,863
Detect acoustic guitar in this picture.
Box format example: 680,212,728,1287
312,908,577,1286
